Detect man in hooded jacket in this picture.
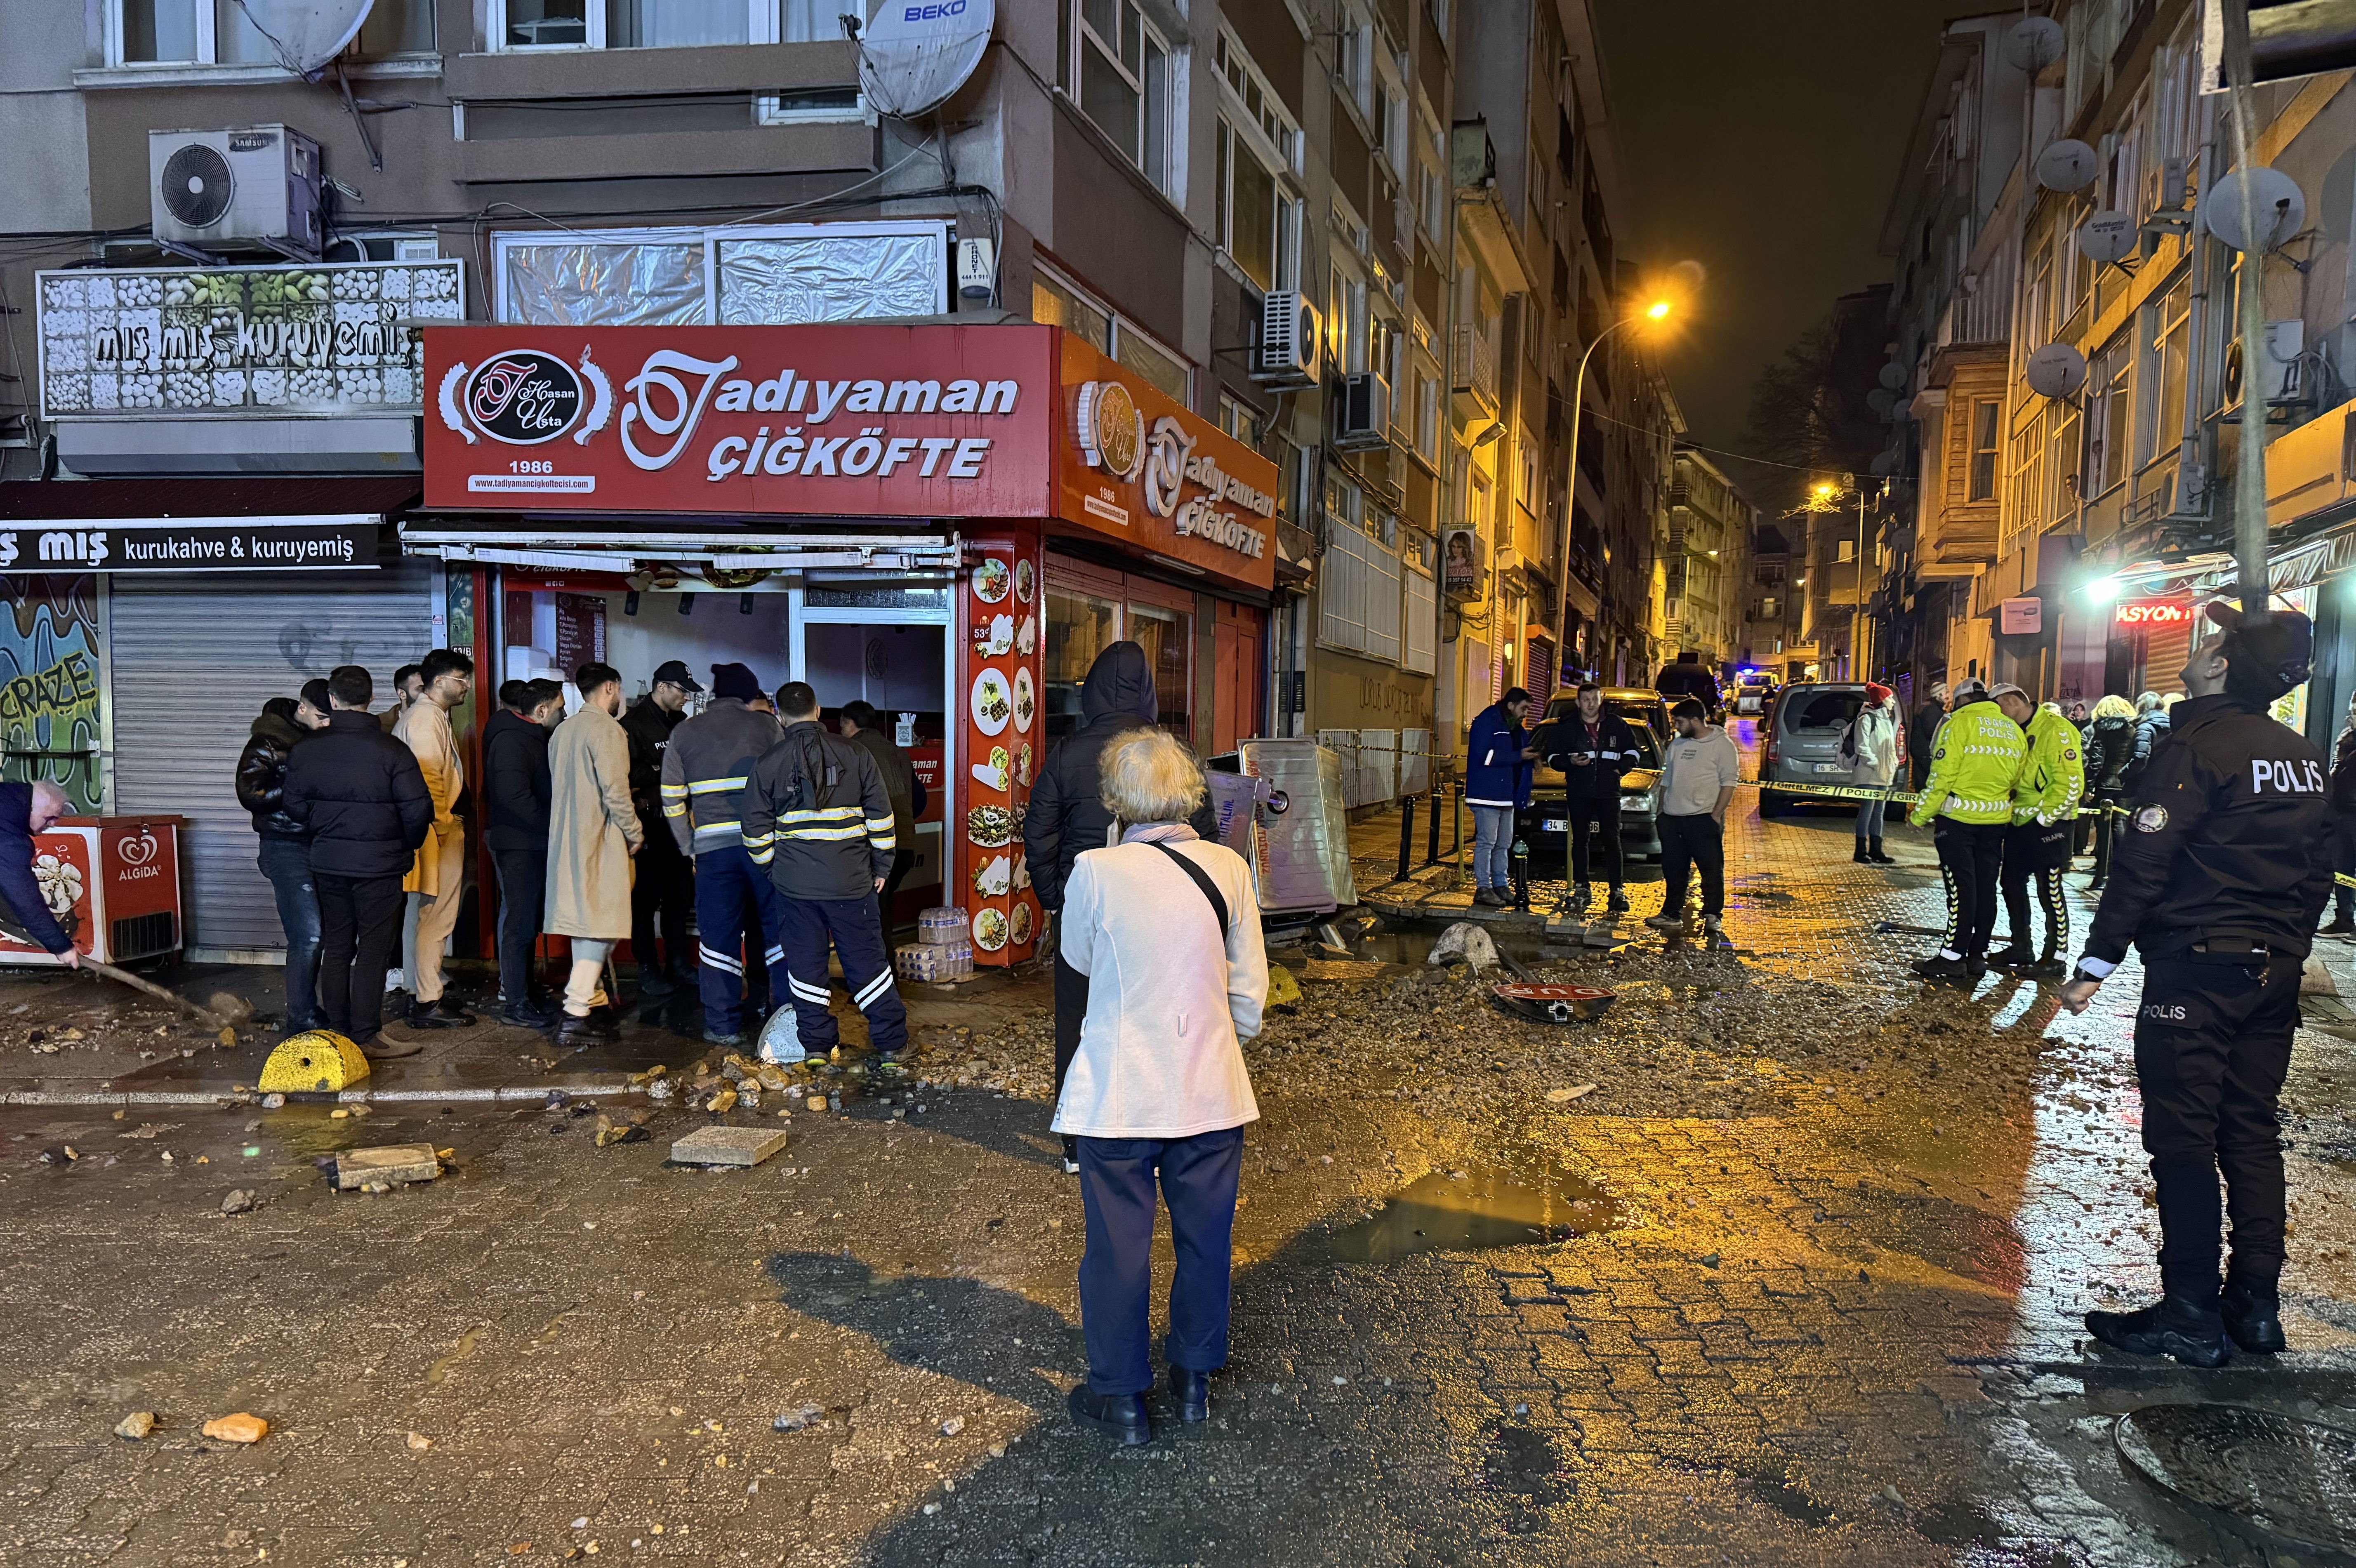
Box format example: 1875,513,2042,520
1025,642,1212,1173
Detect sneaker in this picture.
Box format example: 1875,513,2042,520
2084,1295,2232,1368
702,1028,746,1047
382,968,407,994
1643,912,1687,933
1702,915,1724,940
2023,957,2069,981
1606,887,1629,913
2321,916,2356,938
1567,883,1592,913
356,1033,424,1060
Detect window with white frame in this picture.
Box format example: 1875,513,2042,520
114,0,434,63
492,0,856,49
1416,105,1447,247
1034,264,1192,404
1413,354,1442,467
1319,476,1370,653
1328,249,1369,374
1403,553,1437,674
1336,2,1376,120
1218,393,1265,447
1213,32,1301,295
1364,509,1404,664
1373,47,1408,173
1074,0,1178,194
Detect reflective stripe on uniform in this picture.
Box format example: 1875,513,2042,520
781,823,869,841
692,820,740,839
853,968,896,1010
699,942,743,975
789,976,830,1005
688,776,747,793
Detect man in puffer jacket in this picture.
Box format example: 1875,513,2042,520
236,685,327,1032
1465,688,1536,906
1907,678,2026,983
281,666,434,1057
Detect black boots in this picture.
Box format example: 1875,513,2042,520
1068,1386,1152,1446
1606,886,1629,913
2084,1294,2232,1368
1170,1367,1211,1423
1854,839,1871,863
1867,837,1895,864
2222,1276,2287,1354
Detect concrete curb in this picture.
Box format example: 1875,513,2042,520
2,1081,647,1109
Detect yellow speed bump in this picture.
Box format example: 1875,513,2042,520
257,1030,370,1095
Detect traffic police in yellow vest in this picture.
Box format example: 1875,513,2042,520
742,681,908,1063
1907,677,2026,982
2060,604,2332,1366
1989,685,2084,978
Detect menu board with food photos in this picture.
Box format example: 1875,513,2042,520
957,532,1045,965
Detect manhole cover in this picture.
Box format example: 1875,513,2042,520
2113,1403,2356,1556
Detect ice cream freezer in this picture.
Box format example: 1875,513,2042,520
1207,741,1356,918
0,816,186,966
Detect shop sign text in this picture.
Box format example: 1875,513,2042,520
2113,599,2194,626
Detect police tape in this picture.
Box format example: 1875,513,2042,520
1746,778,2356,889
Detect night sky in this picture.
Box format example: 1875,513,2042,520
1594,0,1974,465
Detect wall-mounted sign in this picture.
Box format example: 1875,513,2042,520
1052,334,1278,591
1999,596,2043,635
0,516,376,573
1441,527,1485,600
425,323,1056,516
38,260,464,421
2114,598,2196,626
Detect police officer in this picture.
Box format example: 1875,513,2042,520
1908,677,2025,982
2060,605,2332,1366
1989,685,2083,979
660,663,787,1047
741,681,909,1066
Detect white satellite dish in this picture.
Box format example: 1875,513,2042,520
1866,388,1895,416
237,0,376,74
2200,165,2306,252
2026,343,2089,398
860,0,997,119
2036,139,2099,192
2076,210,2138,264
2005,16,2065,72
1877,360,1908,391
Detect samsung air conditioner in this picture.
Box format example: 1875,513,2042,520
1254,291,1323,387
150,125,324,260
1334,371,1391,450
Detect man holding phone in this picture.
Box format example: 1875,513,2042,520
1543,682,1642,918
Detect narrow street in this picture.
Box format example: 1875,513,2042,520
3,724,2352,1567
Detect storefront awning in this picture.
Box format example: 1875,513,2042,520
0,476,420,524
399,526,961,575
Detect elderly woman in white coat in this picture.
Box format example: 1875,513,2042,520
1053,727,1267,1448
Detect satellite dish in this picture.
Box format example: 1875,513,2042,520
2026,343,2089,398
2076,210,2138,264
2005,16,2065,72
1866,388,1895,416
2036,139,2099,192
1869,452,1896,477
1877,360,1908,391
2201,165,2307,252
860,0,996,119
237,0,376,74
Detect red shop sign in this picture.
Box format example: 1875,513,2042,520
1053,334,1280,592
423,324,1058,516
2114,599,2195,626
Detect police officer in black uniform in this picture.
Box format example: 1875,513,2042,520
2059,603,2332,1366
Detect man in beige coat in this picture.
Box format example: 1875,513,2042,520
545,661,641,1044
393,648,476,1029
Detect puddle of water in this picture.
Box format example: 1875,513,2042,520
1310,1158,1619,1263
424,1325,483,1384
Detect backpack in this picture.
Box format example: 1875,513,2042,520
1835,716,1861,772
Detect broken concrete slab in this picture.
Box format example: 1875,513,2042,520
333,1143,441,1191
669,1125,789,1168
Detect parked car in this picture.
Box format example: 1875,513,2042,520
1732,671,1779,716
1520,689,1669,874
1756,682,1901,816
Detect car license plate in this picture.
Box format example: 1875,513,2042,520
1541,819,1568,833
1814,762,1845,773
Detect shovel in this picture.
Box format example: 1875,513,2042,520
77,958,244,1045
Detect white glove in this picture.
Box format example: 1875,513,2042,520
2036,811,2055,827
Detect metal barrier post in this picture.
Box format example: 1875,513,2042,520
1396,796,1415,884
1426,782,1443,865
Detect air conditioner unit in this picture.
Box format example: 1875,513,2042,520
149,125,323,260
1255,291,1323,387
1334,371,1391,449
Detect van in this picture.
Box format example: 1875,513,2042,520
1755,682,1900,816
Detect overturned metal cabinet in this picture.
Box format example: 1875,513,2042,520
1236,739,1356,916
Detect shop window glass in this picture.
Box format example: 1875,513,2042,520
1128,601,1193,742
1044,587,1120,739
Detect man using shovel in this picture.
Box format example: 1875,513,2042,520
0,782,79,967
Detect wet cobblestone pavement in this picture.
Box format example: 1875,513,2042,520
2,760,2355,1564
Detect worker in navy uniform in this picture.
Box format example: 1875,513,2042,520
741,681,909,1065
2060,603,2332,1366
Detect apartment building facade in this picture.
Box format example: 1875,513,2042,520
1658,445,1752,671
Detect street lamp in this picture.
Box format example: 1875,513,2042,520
1556,298,1677,686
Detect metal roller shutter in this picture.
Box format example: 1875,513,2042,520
108,567,435,959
